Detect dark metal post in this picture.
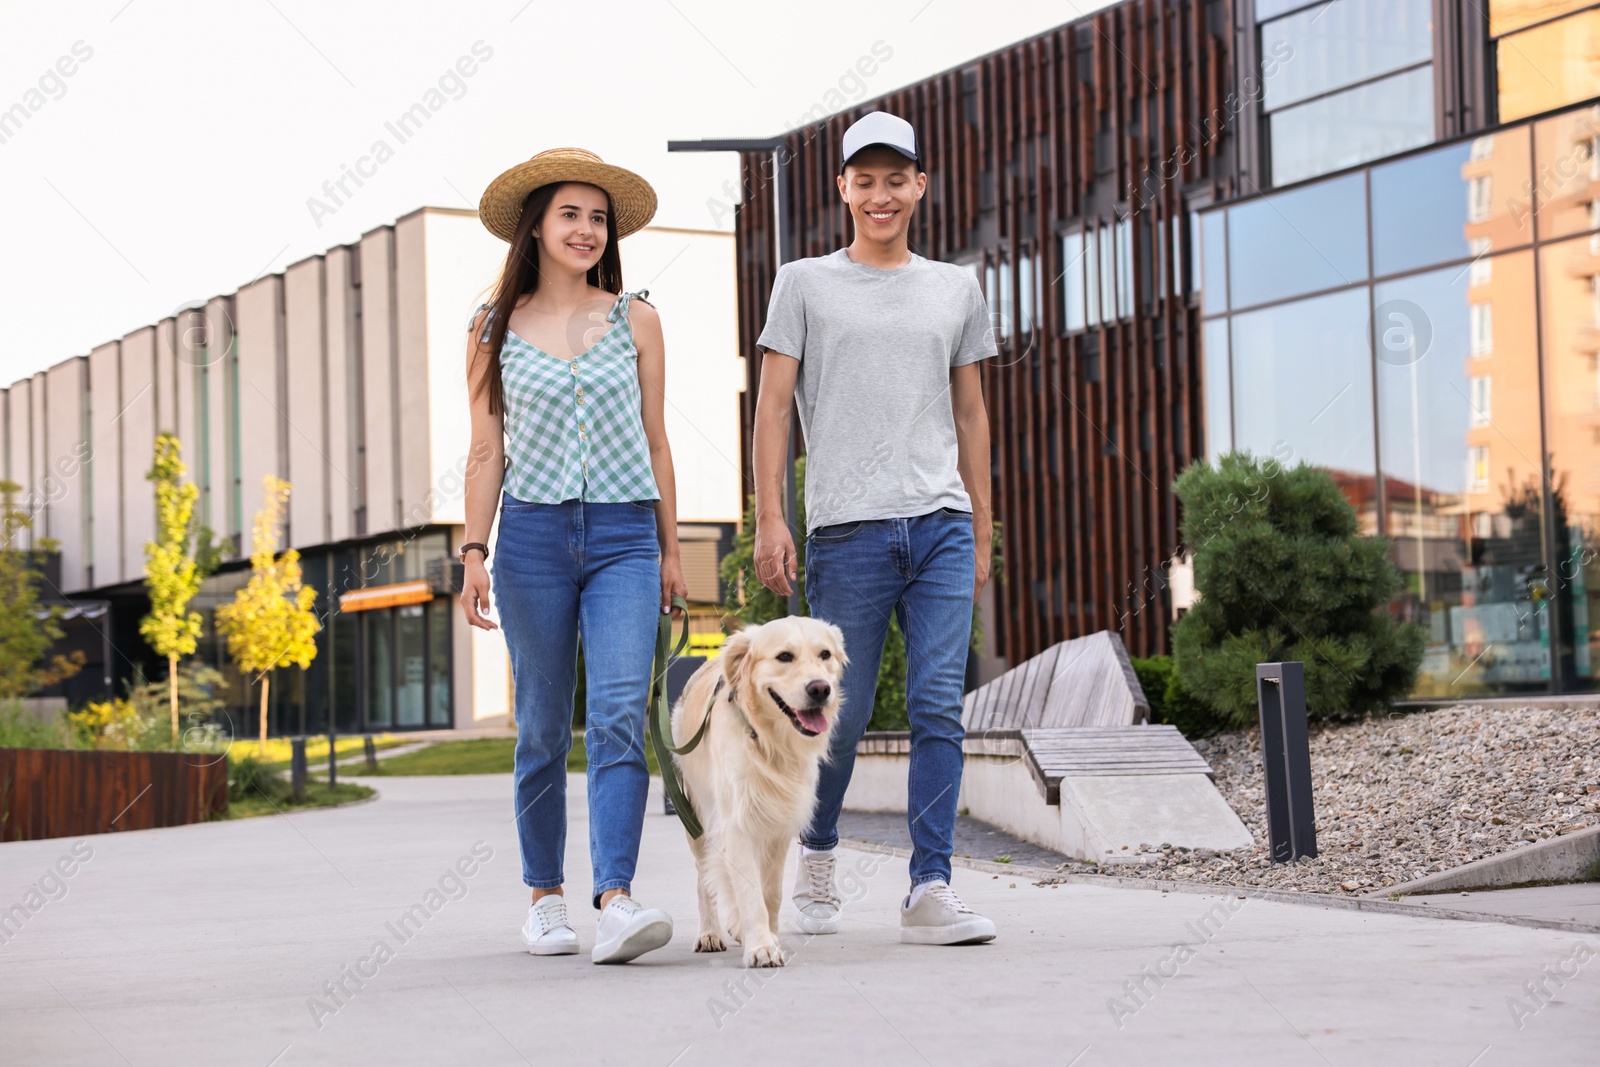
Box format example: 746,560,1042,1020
290,737,307,802
364,734,378,774
1256,662,1316,861
328,715,338,789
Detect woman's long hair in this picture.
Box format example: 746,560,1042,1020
472,181,625,416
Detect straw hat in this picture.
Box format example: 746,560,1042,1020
478,147,657,243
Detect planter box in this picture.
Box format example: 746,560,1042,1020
0,748,229,842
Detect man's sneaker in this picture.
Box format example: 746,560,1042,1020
521,895,579,955
791,849,842,934
899,881,997,945
591,895,673,964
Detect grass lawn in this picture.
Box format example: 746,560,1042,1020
219,781,375,820
353,734,660,776
228,734,411,771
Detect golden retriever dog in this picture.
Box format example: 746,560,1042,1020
670,617,847,968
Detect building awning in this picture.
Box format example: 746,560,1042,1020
339,580,433,613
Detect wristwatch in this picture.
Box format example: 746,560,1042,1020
459,542,489,563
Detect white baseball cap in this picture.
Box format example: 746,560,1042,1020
840,111,919,172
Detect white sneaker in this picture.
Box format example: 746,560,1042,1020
791,849,842,934
521,895,579,955
900,881,997,945
591,895,673,964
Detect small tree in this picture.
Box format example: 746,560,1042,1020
141,433,205,744
215,477,319,745
0,480,84,700
1171,452,1425,728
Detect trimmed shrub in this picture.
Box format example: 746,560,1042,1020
228,754,288,803
1171,452,1425,729
1130,655,1225,738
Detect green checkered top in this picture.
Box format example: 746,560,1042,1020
481,290,660,504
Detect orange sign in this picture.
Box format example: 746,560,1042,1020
339,580,434,613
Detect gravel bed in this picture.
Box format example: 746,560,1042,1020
1092,705,1600,895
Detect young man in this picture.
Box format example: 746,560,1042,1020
752,111,998,945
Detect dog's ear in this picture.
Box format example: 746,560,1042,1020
825,622,849,669
721,628,754,691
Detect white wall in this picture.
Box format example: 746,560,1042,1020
7,379,32,549
284,257,330,548
44,358,89,591
235,277,285,555
119,327,158,585
88,341,122,587
359,227,399,534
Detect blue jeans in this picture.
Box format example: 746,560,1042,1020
492,492,661,907
802,506,974,887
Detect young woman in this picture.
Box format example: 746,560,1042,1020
459,148,687,964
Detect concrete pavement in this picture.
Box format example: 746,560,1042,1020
1,773,1596,1066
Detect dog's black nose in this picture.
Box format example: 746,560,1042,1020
806,680,831,703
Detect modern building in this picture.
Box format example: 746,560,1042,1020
704,0,1600,700
7,208,745,735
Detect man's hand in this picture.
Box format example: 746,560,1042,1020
755,515,798,596
974,527,992,604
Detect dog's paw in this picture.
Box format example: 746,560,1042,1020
694,933,727,953
744,942,785,968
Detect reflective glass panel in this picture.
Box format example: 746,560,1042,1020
1231,288,1376,503
1226,172,1367,310
1200,209,1227,315
1203,318,1232,461
1255,0,1321,21
1498,10,1600,122
429,598,452,727
1491,0,1598,37
396,603,425,726
1540,234,1600,686
1261,0,1433,111
1375,255,1547,695
366,610,393,728
1371,126,1535,276
1270,66,1435,187
1533,104,1600,240
1062,232,1087,332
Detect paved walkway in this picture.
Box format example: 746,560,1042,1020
1409,883,1600,926
2,774,1595,1066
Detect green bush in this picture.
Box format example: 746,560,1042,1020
1170,452,1425,729
719,456,993,731
1130,655,1224,738
228,754,288,803
0,701,70,749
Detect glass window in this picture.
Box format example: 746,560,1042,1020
1116,218,1134,320
1471,302,1494,355
1270,67,1435,187
1062,232,1087,332
1261,0,1433,112
1377,255,1545,695
1498,9,1600,123
1019,252,1036,335
396,603,425,727
1085,228,1102,327
1533,105,1600,240
1544,232,1600,686
428,598,452,727
1256,0,1322,19
366,609,393,728
1226,172,1367,310
1491,0,1599,37
1200,209,1227,315
1099,224,1117,323
1371,128,1535,277
1202,318,1232,461
1230,287,1376,480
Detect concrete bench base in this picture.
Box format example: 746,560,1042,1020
841,746,1253,863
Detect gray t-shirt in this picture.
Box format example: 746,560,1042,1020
756,248,997,535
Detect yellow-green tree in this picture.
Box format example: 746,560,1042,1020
141,433,204,744
215,477,319,744
0,480,85,699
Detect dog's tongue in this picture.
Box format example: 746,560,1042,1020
796,706,829,733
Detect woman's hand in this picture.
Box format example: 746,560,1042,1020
460,558,498,630
660,552,688,618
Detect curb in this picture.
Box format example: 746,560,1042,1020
838,836,1600,936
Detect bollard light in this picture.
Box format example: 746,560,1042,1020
290,737,308,802
1256,661,1316,862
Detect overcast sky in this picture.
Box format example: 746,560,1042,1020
0,0,1111,384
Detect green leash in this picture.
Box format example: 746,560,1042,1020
648,594,713,838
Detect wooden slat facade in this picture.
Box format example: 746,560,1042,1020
731,0,1238,669
0,748,229,842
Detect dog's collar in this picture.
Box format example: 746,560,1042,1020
711,676,757,743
